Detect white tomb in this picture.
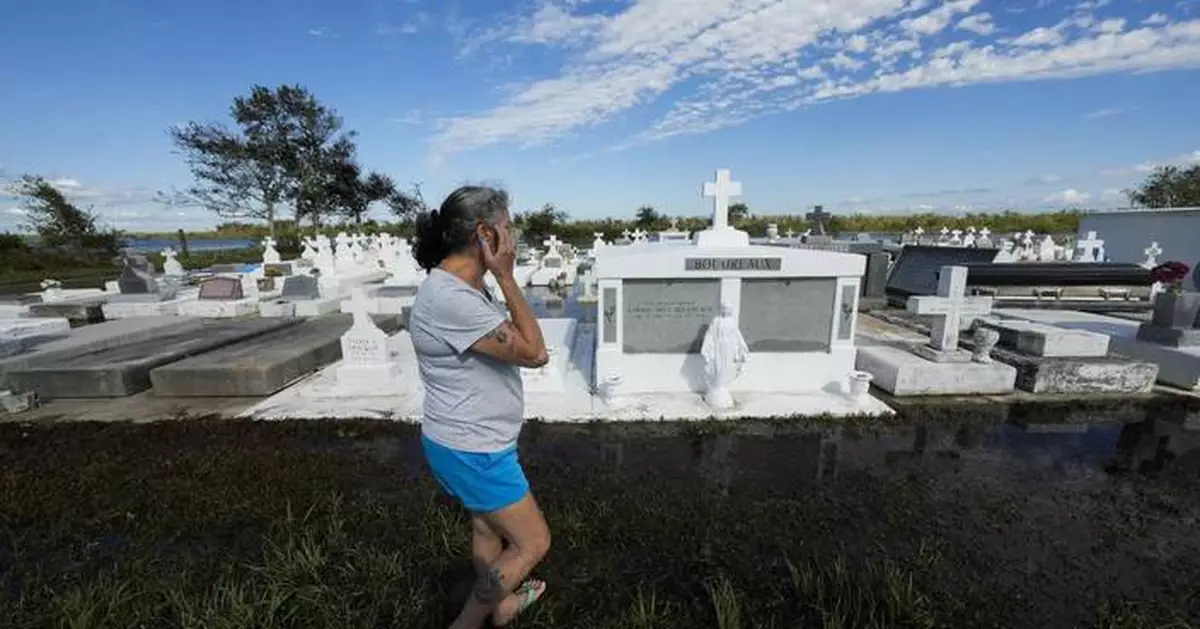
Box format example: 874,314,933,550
856,265,1017,395
529,235,576,287
593,168,886,414
659,219,691,245
0,317,71,358
1075,231,1105,263
333,289,403,390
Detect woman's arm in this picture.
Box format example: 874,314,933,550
469,227,549,368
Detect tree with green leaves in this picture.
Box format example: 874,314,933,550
728,202,749,223
323,158,397,226
387,182,429,223
1126,165,1200,209
6,175,121,255
634,205,661,228
167,84,358,236
514,203,568,246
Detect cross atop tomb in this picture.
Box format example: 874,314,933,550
262,236,276,248
543,234,562,255
785,228,795,239
805,205,831,236
621,229,631,240
702,169,742,230
1143,241,1163,267
914,226,925,236
906,265,994,361
939,227,950,238
979,227,990,239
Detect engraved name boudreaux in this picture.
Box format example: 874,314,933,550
684,257,782,271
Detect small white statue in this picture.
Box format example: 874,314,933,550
262,237,281,264
301,238,317,261
592,232,607,251
162,247,185,277
701,301,750,411
39,279,63,301
971,327,1000,364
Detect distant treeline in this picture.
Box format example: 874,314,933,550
126,210,1084,249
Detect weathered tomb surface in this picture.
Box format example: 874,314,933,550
4,318,298,399
0,318,71,358
150,314,403,397
0,317,189,388
995,308,1200,392
26,298,107,326
974,317,1158,394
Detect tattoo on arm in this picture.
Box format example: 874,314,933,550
486,325,509,344
472,567,507,604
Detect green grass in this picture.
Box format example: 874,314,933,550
1,417,1197,629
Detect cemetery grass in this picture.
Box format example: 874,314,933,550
2,406,1200,629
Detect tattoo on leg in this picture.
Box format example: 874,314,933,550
472,567,506,604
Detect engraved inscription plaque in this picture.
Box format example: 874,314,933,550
739,278,835,352
622,279,721,353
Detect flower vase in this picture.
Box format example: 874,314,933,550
1151,291,1200,328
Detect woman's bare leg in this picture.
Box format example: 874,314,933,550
470,514,504,575
448,493,551,629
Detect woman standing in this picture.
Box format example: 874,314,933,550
408,186,551,628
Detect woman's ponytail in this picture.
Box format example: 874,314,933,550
413,208,447,271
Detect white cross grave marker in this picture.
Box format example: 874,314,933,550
702,169,742,231
1143,241,1163,268
262,236,281,264
543,235,562,255
906,266,994,362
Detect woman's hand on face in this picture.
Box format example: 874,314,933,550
480,225,516,280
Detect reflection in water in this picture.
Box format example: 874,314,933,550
561,415,1200,498
527,286,597,322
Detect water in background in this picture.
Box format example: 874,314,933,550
124,238,256,253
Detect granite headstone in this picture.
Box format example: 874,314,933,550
885,245,999,304
279,275,320,302
739,278,835,352
199,277,244,301
622,279,720,353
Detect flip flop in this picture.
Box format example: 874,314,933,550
494,580,546,626
513,580,545,614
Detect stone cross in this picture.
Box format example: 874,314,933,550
162,247,185,277
979,227,990,239
939,226,950,240
669,217,679,230
949,229,963,246
592,232,606,250
1075,230,1105,263
621,229,632,241
262,236,281,264
906,265,994,361
631,229,648,244
543,235,562,255
785,228,796,239
702,169,742,231
1143,241,1163,268
805,205,831,236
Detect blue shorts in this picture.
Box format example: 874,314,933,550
421,434,530,513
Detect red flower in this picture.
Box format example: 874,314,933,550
1151,261,1191,286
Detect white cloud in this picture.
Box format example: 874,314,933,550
1074,0,1111,10
1095,18,1127,34
49,177,81,189
1144,13,1170,26
1101,188,1126,199
956,13,995,36
901,0,981,36
1028,174,1063,185
1008,26,1065,47
1104,149,1200,175
4,207,25,216
1045,188,1092,204
829,52,866,70
1084,107,1127,119
307,27,329,38
432,1,1200,157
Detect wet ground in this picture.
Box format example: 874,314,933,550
2,399,1199,628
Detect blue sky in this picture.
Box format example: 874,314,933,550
2,0,1200,232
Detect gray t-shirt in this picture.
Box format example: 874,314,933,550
409,268,524,453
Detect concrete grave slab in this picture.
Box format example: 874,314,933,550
975,318,1110,357
4,318,298,399
855,343,1017,396
27,298,107,326
988,345,1158,394
0,317,191,386
150,314,403,397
